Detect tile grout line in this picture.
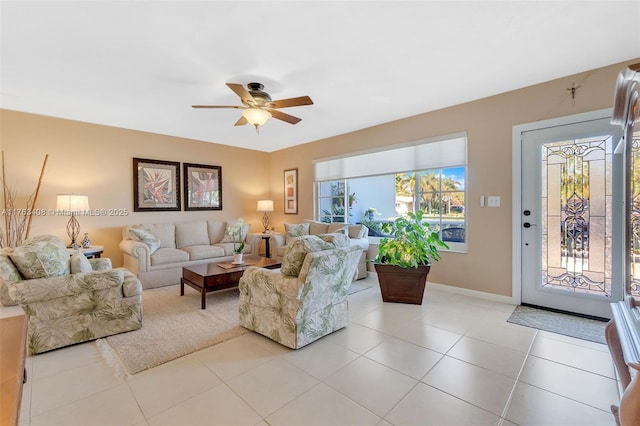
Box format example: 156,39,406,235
498,328,539,423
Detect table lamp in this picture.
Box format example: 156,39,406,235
257,199,274,233
56,194,89,249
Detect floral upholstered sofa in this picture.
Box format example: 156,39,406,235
239,234,362,349
4,235,143,354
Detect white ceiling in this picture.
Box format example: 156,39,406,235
1,1,639,152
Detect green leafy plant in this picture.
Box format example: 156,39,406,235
373,210,448,268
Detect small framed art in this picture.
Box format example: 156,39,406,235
284,168,298,214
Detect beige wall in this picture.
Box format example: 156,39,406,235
269,58,640,297
0,111,271,264
2,57,638,297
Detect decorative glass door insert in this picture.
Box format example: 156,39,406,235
541,135,613,298
630,131,640,297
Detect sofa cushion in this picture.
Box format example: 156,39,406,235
348,224,369,239
304,219,329,235
148,223,176,248
181,245,225,261
0,248,21,306
284,222,310,244
317,233,350,248
9,235,70,279
327,223,349,236
175,220,209,248
207,220,227,244
281,235,333,277
214,242,251,256
150,248,190,266
70,251,93,273
128,227,161,254
220,220,250,243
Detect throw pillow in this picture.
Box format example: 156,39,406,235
70,251,93,274
281,235,333,276
9,235,70,279
284,222,310,244
128,227,161,253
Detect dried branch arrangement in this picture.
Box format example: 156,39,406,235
1,151,49,248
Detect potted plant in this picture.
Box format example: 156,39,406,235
363,207,380,221
227,219,246,264
373,210,448,304
348,192,358,207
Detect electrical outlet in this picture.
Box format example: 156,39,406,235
487,196,501,207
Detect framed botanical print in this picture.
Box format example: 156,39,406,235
183,163,223,211
133,158,181,212
284,168,298,214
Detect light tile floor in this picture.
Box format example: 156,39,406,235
4,273,620,426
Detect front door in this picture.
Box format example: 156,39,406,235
521,117,623,319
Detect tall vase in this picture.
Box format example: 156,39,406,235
619,362,640,425
233,253,243,264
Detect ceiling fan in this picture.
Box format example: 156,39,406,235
192,82,313,132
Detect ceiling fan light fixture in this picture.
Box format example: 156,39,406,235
242,107,271,127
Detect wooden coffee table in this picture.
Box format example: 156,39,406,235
181,255,281,309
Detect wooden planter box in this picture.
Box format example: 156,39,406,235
374,263,430,305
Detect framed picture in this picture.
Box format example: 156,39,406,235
184,163,223,211
284,168,298,214
133,158,181,211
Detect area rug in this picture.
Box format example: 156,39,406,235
97,285,247,375
507,305,607,344
98,281,374,375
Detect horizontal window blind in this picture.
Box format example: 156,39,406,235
314,133,467,181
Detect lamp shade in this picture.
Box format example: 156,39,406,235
56,194,89,212
242,108,271,126
257,200,274,212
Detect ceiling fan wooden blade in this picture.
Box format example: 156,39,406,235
226,83,255,105
267,109,302,125
234,116,248,126
192,105,243,109
267,96,313,109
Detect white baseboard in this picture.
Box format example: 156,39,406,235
427,281,514,305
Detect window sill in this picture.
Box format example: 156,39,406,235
367,236,467,254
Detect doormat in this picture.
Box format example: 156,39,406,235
507,305,607,344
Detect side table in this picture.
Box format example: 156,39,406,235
260,233,282,258
67,245,104,259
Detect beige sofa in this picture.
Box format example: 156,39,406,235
119,219,259,289
269,220,369,280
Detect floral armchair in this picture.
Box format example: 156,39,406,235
239,235,362,349
5,235,143,354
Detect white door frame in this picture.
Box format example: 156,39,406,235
511,108,614,305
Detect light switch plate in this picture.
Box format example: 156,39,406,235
487,196,501,207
